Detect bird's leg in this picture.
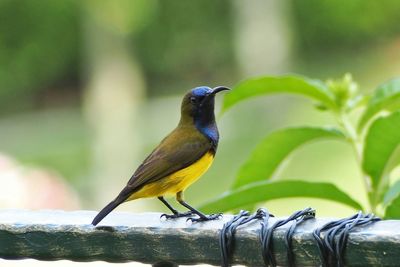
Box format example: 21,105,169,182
176,191,222,223
158,196,193,219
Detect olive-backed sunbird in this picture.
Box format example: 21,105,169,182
91,86,230,225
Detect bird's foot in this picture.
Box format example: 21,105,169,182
160,211,194,220
187,213,223,223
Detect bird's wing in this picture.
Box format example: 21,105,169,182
91,126,213,226
124,127,212,193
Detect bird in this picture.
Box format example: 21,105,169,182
91,86,230,226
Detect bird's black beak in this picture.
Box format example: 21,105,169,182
200,86,230,107
211,86,230,95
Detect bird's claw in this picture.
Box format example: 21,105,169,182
186,213,223,223
160,211,194,220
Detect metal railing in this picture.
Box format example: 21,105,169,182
0,210,398,266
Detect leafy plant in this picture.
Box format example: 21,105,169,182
200,74,400,218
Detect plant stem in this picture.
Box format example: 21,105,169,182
336,111,375,213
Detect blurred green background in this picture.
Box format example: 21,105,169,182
1,0,400,217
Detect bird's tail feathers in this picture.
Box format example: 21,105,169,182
91,196,126,226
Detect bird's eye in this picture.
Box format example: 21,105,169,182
190,96,196,104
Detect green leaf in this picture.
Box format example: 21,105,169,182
384,193,400,219
358,78,400,132
200,180,363,213
383,180,400,206
232,127,345,189
222,75,336,113
363,111,400,190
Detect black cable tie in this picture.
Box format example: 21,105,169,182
285,207,316,267
220,210,249,267
313,211,381,267
260,207,315,267
219,208,273,267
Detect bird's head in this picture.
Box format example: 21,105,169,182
180,86,230,126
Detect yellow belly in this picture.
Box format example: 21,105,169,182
128,151,214,200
